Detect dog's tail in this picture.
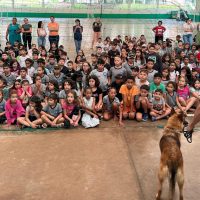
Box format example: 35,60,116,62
169,165,177,199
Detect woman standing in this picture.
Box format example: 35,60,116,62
37,21,47,47
91,18,102,49
21,18,32,50
183,19,195,46
6,18,21,46
73,19,83,54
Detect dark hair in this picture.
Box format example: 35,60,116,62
97,58,105,65
20,67,27,72
162,53,172,63
154,73,162,79
37,58,45,64
29,95,42,113
9,89,18,98
166,81,177,91
25,58,34,65
38,21,42,28
84,87,92,94
0,76,7,86
87,75,100,87
126,76,135,82
0,89,3,96
162,67,170,80
66,90,79,105
48,93,58,101
62,78,75,90
154,88,163,94
140,69,148,75
12,79,21,90
140,84,149,91
192,78,200,88
48,79,59,91
21,79,29,85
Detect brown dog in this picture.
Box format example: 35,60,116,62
156,111,185,200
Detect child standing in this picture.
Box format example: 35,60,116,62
5,89,25,126
150,89,171,121
63,90,81,128
81,88,100,128
17,96,43,128
41,93,64,128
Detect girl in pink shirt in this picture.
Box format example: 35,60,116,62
177,76,197,112
5,89,25,126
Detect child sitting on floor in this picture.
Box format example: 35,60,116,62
62,90,81,128
119,76,139,124
81,87,100,128
5,89,25,126
41,93,64,128
17,96,43,129
150,89,171,121
135,85,152,122
103,87,120,121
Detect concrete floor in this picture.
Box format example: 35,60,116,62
0,119,199,200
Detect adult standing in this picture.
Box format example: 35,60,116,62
48,16,59,46
195,23,200,46
73,19,83,54
37,21,47,47
21,18,32,50
5,17,21,46
152,21,166,43
91,18,102,49
183,18,195,46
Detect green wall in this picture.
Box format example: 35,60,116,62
1,12,200,21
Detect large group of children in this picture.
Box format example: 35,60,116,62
0,30,200,129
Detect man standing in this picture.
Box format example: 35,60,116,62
48,16,59,46
152,21,166,43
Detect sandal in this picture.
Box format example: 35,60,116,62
42,123,47,129
183,129,193,143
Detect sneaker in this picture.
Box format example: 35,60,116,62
151,116,157,122
142,113,148,122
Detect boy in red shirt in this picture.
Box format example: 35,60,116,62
152,21,166,43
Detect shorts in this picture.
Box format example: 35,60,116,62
0,115,6,124
120,103,136,113
29,116,37,122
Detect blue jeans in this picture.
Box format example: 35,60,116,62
74,40,82,54
38,36,46,47
183,34,193,46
